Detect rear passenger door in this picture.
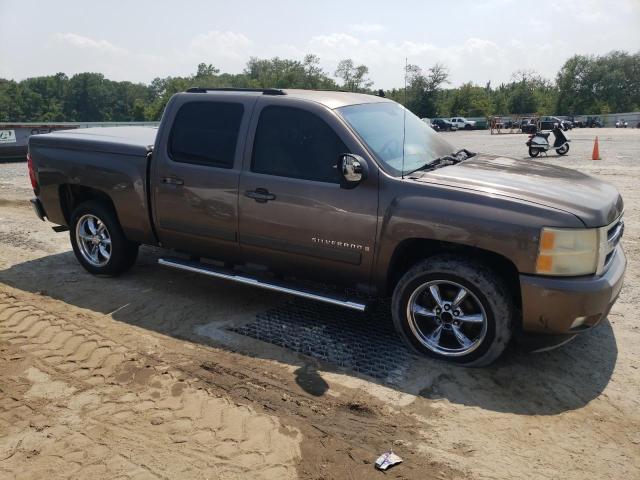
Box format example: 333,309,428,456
152,94,256,261
237,97,379,289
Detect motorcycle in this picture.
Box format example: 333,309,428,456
526,123,570,157
615,119,628,128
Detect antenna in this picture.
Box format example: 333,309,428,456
401,57,407,179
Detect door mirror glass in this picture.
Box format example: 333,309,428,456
338,154,368,189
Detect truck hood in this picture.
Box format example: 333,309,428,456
414,154,623,227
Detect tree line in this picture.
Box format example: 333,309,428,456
0,50,638,123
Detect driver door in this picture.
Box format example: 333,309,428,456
237,97,379,289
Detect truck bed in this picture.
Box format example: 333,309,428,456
29,126,159,245
29,126,157,157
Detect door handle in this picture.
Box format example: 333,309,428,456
162,176,184,186
245,188,276,203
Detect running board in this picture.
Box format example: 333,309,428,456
157,257,368,312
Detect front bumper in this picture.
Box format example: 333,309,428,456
519,245,626,340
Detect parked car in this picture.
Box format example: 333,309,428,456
586,116,603,128
431,118,458,131
521,118,538,134
28,87,626,366
450,117,476,130
559,118,573,130
539,116,572,131
572,118,585,128
517,118,531,128
615,119,628,128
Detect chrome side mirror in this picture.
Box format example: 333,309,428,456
338,154,368,189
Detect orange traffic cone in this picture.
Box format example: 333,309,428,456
592,136,600,160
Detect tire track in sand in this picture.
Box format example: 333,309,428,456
0,293,301,480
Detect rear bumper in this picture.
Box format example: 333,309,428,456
519,245,626,340
30,197,47,221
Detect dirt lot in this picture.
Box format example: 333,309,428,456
1,128,639,479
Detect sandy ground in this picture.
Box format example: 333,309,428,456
0,128,639,479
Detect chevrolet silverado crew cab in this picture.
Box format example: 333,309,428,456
27,88,626,366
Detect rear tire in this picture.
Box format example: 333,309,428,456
70,200,138,276
391,255,514,367
528,147,540,158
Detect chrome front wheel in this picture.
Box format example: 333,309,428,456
76,214,112,267
406,280,487,357
391,256,514,366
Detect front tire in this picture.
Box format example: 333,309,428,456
556,144,569,155
391,256,514,366
528,147,540,157
70,200,138,276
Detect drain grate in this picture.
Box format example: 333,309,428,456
228,299,418,384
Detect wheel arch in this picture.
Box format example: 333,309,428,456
59,184,119,225
385,238,522,309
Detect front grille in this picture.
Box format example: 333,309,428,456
607,220,624,244
598,217,624,274
604,250,615,267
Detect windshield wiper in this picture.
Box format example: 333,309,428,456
407,149,476,175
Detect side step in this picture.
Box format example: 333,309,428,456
158,257,368,312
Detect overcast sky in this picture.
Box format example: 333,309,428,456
1,0,639,88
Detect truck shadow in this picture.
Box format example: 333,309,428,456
0,247,618,416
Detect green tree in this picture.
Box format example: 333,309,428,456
334,59,373,92
388,63,449,118
302,54,336,89
196,63,220,77
1,50,637,123
555,51,640,114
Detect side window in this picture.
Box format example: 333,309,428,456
169,101,244,168
251,106,347,183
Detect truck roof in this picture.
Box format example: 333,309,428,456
27,90,391,156
184,88,393,110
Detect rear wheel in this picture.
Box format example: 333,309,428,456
528,147,540,158
556,144,569,155
465,124,473,130
70,200,138,276
391,255,514,366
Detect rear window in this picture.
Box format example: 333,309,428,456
169,101,244,168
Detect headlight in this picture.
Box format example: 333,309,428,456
536,227,598,276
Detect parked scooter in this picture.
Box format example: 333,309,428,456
526,123,570,157
615,119,628,128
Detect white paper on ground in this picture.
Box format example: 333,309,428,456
375,450,403,470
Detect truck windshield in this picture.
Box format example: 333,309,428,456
337,102,457,177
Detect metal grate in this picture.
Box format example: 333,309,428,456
228,299,418,384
